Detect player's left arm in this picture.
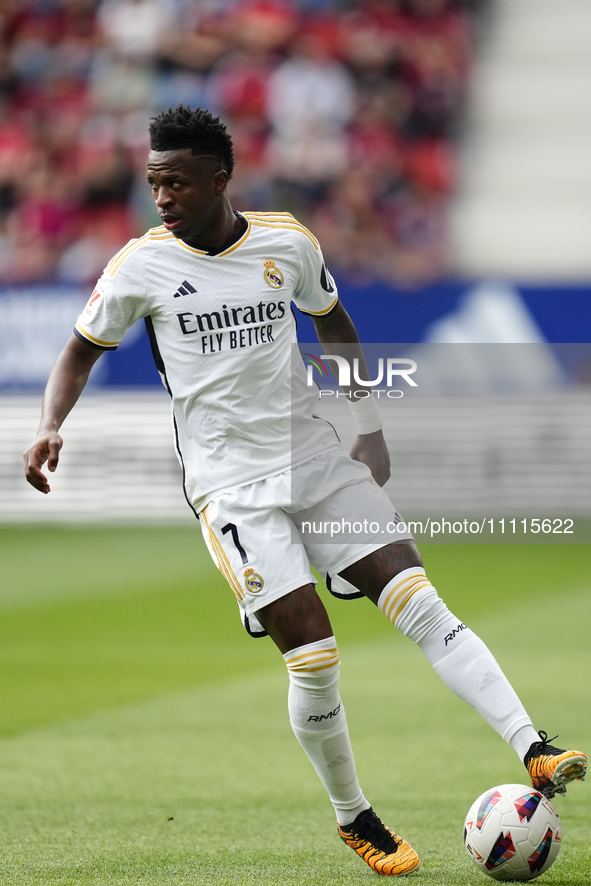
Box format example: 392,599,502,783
312,300,391,487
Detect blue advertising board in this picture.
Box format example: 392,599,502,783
1,278,590,390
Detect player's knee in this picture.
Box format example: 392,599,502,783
257,584,333,654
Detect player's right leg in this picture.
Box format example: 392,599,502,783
257,586,420,877
199,474,420,874
256,585,371,825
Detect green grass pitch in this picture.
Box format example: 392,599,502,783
0,526,589,885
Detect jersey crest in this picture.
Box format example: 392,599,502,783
263,260,284,289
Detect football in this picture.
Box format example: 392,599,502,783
463,783,562,880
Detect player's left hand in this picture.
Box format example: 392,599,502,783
350,430,391,487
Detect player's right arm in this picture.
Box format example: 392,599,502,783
23,334,103,494
25,233,151,493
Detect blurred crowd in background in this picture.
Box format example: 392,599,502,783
0,0,488,288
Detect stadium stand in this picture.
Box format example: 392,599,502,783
450,0,591,277
0,0,488,286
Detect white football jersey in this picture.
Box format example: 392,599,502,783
75,212,342,512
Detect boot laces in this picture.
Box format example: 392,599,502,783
537,731,560,751
347,810,400,855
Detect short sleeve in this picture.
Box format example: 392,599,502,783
291,230,339,317
74,244,148,350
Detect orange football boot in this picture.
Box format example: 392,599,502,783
338,808,420,876
525,731,587,798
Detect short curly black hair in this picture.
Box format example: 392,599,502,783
149,105,235,178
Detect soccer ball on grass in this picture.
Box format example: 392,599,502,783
463,783,561,880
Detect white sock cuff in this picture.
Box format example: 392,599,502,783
283,636,340,677
377,567,430,625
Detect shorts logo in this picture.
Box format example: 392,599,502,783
263,260,284,289
244,567,264,594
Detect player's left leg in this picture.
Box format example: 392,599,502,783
340,542,587,797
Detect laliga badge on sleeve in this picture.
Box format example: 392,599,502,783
84,287,103,318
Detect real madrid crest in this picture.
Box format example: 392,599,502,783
244,567,264,594
263,260,284,289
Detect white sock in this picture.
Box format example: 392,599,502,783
510,724,542,762
283,636,370,826
378,568,535,750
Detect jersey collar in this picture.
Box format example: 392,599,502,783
177,212,250,258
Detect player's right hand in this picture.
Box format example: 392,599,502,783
23,432,63,494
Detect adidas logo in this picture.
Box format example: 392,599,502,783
173,280,197,298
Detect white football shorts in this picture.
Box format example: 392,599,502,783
198,449,414,636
